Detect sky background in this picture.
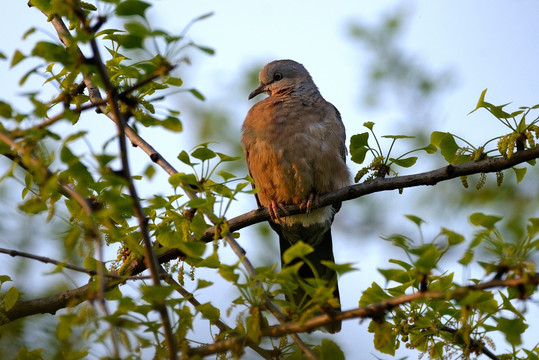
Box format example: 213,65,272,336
1,1,539,359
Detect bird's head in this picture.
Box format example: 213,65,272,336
248,59,314,100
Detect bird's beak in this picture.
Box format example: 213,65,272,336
248,83,266,100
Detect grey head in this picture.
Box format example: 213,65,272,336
248,59,316,100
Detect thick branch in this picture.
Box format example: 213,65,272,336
3,147,539,323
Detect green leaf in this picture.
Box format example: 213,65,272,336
32,42,72,66
196,279,213,290
468,88,488,115
118,34,144,49
413,244,440,273
388,258,412,271
499,291,524,318
116,0,151,17
217,170,236,181
191,147,216,161
141,285,174,302
246,310,262,343
378,268,410,284
19,197,47,214
512,167,527,183
497,317,528,345
2,287,20,311
10,50,26,67
177,241,206,258
458,249,474,266
195,44,215,55
282,241,313,265
0,101,13,119
218,264,239,283
469,212,502,229
359,282,391,307
390,156,417,168
363,121,375,130
369,320,396,355
168,172,198,188
441,228,465,246
216,152,240,162
405,214,424,227
421,143,438,154
189,88,205,101
190,212,209,240
198,252,220,268
16,346,44,360
166,76,183,87
197,302,221,322
177,151,193,166
315,339,345,360
124,21,150,36
161,116,182,132
430,131,459,163
350,132,370,164
320,261,357,275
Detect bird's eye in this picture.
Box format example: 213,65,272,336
273,72,283,81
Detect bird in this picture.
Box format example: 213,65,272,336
241,59,350,333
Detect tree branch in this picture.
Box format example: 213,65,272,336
187,274,539,357
3,147,539,324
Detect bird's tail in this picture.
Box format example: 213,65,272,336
276,223,341,333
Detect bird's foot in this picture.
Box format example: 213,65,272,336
299,192,318,215
268,200,288,223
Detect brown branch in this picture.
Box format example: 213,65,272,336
75,9,177,358
187,274,539,358
3,147,539,324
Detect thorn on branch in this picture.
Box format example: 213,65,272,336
150,153,159,162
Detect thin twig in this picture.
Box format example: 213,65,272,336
0,247,153,281
160,266,277,359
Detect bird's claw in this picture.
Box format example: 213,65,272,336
268,201,288,223
299,193,318,215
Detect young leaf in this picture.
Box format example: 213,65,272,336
430,131,459,163
512,167,527,183
314,339,345,360
369,320,396,355
359,282,391,307
2,287,20,311
191,147,216,161
468,88,488,115
390,156,417,168
282,241,313,265
350,132,370,164
189,88,205,101
469,212,502,229
497,317,528,345
10,50,26,67
116,0,151,17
